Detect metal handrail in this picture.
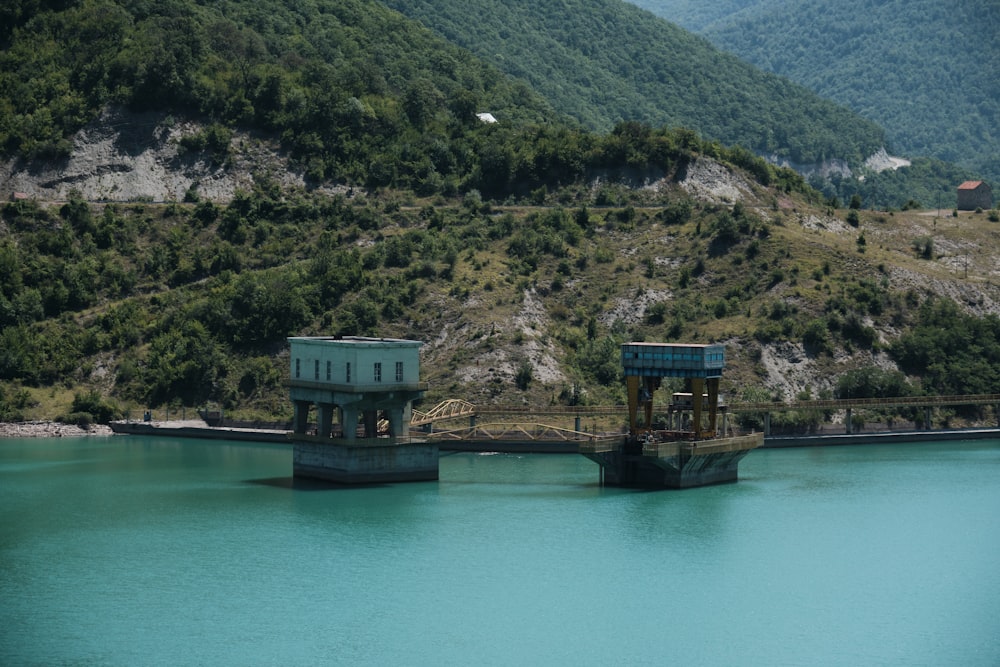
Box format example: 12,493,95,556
729,393,1000,412
425,422,621,443
442,393,1000,419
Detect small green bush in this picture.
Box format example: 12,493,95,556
69,389,122,424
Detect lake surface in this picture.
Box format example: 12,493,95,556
2,435,999,666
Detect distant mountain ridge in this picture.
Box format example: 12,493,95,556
630,0,1000,182
379,0,887,168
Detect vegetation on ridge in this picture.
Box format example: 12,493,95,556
3,153,1000,429
381,0,886,166
2,0,999,432
0,0,978,208
632,0,1000,183
0,0,556,182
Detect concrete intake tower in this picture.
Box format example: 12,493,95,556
287,336,436,483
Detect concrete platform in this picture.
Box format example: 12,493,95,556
580,433,763,488
292,437,439,484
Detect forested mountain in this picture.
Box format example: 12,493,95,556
378,0,886,167
630,0,1000,183
2,0,1000,428
0,0,559,188
630,0,753,31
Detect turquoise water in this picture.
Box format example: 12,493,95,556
2,436,999,666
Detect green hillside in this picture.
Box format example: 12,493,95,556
631,0,1000,183
4,152,1000,428
2,0,1000,430
627,0,754,31
0,0,557,187
379,0,886,167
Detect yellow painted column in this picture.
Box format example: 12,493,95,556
691,377,704,438
626,375,641,434
707,378,719,436
644,378,656,432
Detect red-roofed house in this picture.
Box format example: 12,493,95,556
957,181,992,210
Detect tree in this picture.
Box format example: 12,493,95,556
144,321,226,406
403,78,445,128
211,20,267,95
834,367,913,400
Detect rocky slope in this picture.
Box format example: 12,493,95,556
4,109,998,413
1,108,308,203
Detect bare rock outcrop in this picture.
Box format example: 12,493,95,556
1,107,305,203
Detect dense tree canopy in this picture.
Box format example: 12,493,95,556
382,0,886,167
1,0,997,425
892,298,1000,397
633,0,1000,182
0,0,557,172
1,0,888,172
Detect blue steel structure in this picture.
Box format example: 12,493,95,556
621,343,725,438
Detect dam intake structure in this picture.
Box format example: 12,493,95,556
287,336,436,484
579,342,762,488
283,336,759,488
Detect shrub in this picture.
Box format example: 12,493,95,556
0,386,31,421
515,362,533,390
70,389,122,424
646,301,668,324
912,237,933,259
802,318,831,355
63,412,94,427
834,367,913,400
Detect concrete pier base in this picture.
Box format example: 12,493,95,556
292,438,439,484
580,433,763,489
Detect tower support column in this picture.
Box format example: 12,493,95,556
690,377,704,438
707,377,720,436
316,403,335,438
363,410,378,438
341,406,358,442
293,400,311,434
388,406,404,440
626,375,641,433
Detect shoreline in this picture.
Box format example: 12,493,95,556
6,419,1000,449
110,420,1000,451
0,421,114,438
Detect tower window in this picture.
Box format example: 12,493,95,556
395,361,404,382
374,362,382,382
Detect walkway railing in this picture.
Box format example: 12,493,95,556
425,421,620,445
729,393,1000,412
413,393,1000,426
411,399,477,426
